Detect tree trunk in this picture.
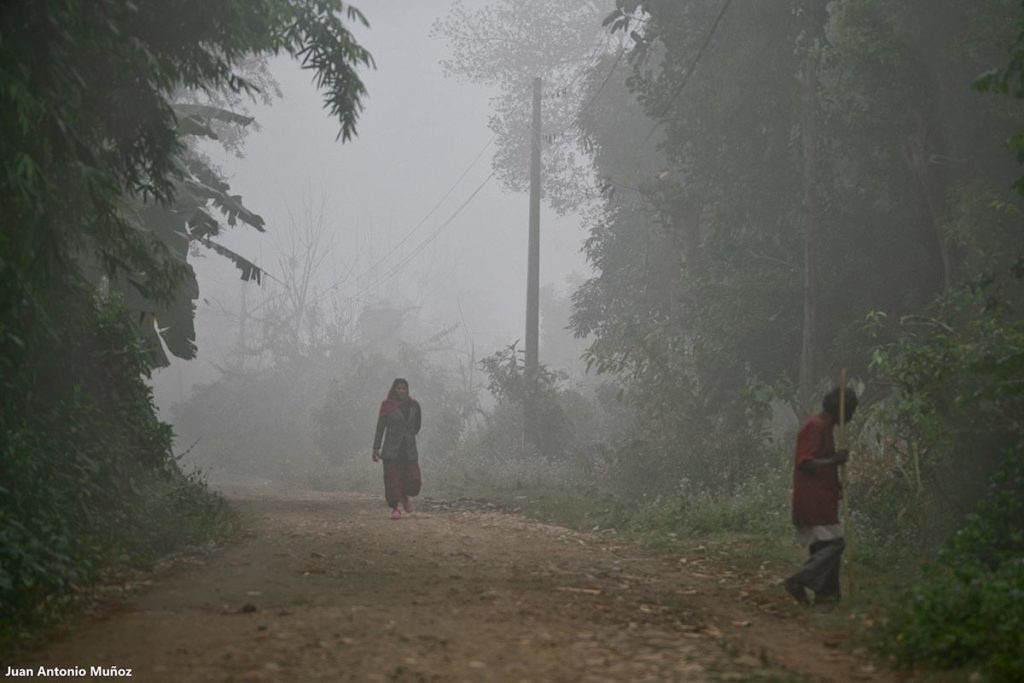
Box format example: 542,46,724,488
678,201,702,267
797,0,827,410
902,109,951,291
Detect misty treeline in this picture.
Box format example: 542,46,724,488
172,204,481,490
433,1,1024,678
429,0,1023,524
176,2,1024,676
0,0,1021,677
0,0,373,633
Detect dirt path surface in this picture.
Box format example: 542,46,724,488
22,489,896,682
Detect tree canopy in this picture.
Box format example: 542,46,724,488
0,0,373,628
1,0,373,371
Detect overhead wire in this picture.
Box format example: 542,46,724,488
336,170,496,309
311,135,494,303
313,19,642,311
579,48,625,117
334,5,733,318
402,32,615,298
588,0,734,200
638,0,733,150
227,9,724,321
326,27,614,308
532,30,622,140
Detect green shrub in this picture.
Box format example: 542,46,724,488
878,448,1024,681
882,560,1024,682
124,469,235,560
866,277,1024,681
0,289,229,638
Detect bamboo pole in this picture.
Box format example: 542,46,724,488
838,368,854,599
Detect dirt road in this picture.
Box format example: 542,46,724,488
20,488,893,682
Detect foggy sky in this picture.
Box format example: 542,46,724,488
151,0,594,415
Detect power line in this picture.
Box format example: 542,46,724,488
538,45,626,144
337,171,496,309
312,135,494,302
309,30,631,311
639,0,733,149
529,30,619,138
579,48,625,119
588,0,733,200
319,34,615,308
310,57,576,310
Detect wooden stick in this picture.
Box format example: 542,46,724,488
839,367,846,446
838,368,854,599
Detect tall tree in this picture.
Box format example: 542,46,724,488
797,0,828,409
570,0,1024,489
433,0,618,213
0,0,374,619
1,0,373,376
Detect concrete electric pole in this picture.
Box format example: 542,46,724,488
524,76,542,450
525,76,542,378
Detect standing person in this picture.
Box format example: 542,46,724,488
784,386,858,604
372,378,422,520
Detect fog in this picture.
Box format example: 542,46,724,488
150,0,592,416
6,2,1023,674
141,1,1023,510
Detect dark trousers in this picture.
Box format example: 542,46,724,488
383,458,421,508
789,538,844,600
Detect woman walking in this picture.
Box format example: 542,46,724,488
372,378,422,519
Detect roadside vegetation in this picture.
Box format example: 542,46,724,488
429,3,1024,681
173,2,1023,679
0,0,372,642
3,1,1021,680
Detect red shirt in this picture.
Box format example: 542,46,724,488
791,414,840,526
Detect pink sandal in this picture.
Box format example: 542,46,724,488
401,497,414,514
389,508,402,520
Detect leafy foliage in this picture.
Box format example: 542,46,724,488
432,0,617,213
437,9,1024,677
114,101,271,367
0,0,372,634
865,276,1024,679
0,289,230,630
879,451,1024,682
1,0,372,359
974,0,1024,195
565,0,1024,495
865,279,1024,520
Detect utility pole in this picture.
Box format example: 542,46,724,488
526,76,541,376
525,76,542,450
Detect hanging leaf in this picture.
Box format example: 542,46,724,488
172,103,255,127
196,237,263,284
177,114,219,139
